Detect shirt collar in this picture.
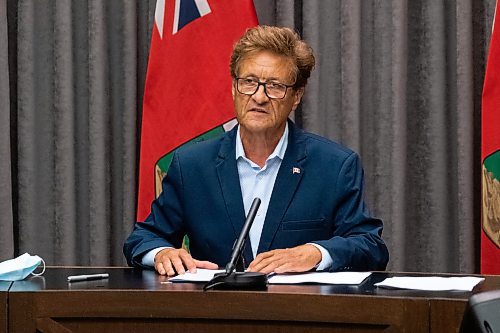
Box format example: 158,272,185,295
235,122,289,162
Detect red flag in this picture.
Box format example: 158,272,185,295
481,1,500,274
137,0,258,221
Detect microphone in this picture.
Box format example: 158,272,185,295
204,198,267,290
225,197,261,275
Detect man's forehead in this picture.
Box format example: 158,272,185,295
237,50,295,81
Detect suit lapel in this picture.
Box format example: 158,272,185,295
257,122,307,254
215,127,254,265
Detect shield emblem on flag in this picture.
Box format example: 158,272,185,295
482,150,500,248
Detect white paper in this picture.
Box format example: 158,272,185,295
167,269,371,285
168,268,225,282
268,271,371,285
374,276,484,291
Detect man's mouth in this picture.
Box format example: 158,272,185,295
249,108,268,113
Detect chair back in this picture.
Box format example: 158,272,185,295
460,290,500,333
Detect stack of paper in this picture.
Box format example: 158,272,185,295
168,269,224,282
374,276,484,291
267,272,371,285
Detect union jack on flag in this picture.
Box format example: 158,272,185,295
155,0,212,38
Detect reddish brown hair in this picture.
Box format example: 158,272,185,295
230,26,315,88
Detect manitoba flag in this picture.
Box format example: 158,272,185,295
481,1,500,274
137,0,258,221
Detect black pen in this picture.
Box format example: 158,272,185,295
67,273,109,282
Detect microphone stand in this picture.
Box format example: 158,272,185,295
203,198,267,290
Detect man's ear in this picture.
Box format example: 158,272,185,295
291,87,304,112
231,79,236,99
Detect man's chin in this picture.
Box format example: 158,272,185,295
240,121,271,133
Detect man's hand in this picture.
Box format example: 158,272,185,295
154,248,218,276
247,244,322,274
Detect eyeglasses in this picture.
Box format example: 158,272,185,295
235,77,295,99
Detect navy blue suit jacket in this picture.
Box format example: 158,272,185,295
124,122,389,271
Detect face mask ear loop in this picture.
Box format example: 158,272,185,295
31,258,46,276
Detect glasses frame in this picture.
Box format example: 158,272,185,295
235,77,296,100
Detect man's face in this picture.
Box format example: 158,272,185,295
232,50,304,136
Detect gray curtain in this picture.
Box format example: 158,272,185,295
254,0,493,273
0,0,494,272
1,0,156,265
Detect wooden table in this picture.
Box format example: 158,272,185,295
7,267,500,333
0,281,11,333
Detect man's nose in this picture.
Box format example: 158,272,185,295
252,84,270,103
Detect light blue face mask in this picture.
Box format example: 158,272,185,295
0,253,45,281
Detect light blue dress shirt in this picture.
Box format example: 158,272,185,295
235,124,287,258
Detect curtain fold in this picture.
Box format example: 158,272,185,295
53,0,76,264
453,0,475,272
2,0,494,272
387,0,409,271
87,0,111,265
0,0,14,262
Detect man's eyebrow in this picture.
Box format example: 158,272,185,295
238,73,258,78
239,74,287,82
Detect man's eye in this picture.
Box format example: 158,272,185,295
268,83,285,90
243,78,257,85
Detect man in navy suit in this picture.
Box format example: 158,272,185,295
124,26,389,276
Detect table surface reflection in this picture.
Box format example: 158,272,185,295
10,267,500,301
